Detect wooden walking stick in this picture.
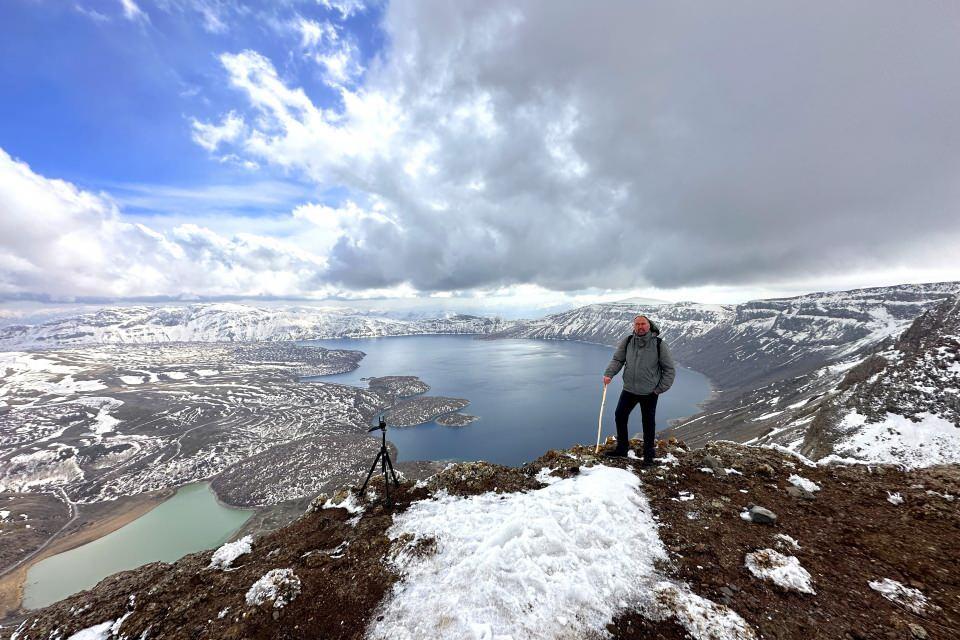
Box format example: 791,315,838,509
594,383,608,454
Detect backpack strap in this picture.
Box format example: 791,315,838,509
627,334,663,361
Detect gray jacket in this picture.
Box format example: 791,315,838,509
604,324,676,395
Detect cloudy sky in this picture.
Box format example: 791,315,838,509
1,0,959,315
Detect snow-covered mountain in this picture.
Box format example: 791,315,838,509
0,304,508,348
491,282,960,395
689,294,960,470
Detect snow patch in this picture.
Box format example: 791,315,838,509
65,621,114,640
368,465,753,640
830,410,960,469
534,467,561,485
76,397,124,435
323,491,365,514
787,475,820,493
774,533,801,550
0,447,83,491
868,578,932,613
745,549,815,594
886,492,904,505
63,613,130,640
651,582,757,640
209,535,253,569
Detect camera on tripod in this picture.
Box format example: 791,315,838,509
359,413,401,507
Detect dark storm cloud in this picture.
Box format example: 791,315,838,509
311,1,960,292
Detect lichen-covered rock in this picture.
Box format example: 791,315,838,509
421,461,541,496
245,568,302,609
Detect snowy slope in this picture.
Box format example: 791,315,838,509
743,295,960,468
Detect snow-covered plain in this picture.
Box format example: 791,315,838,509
369,464,755,640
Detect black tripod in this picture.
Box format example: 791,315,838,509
359,415,401,507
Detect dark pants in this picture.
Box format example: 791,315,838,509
614,390,659,461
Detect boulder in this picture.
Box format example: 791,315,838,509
748,505,778,524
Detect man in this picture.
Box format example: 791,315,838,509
602,315,676,465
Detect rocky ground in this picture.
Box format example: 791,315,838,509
4,440,956,639
0,493,70,570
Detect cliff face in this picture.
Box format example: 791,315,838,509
724,295,960,469
4,441,958,640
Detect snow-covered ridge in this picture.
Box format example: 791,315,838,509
494,281,960,394
0,304,508,349
5,283,959,357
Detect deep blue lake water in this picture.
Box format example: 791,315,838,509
304,336,711,467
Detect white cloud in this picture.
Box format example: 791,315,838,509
152,0,231,33
290,16,364,87
320,0,366,20
75,4,111,22
0,148,335,300
294,17,336,50
118,0,148,23
191,111,246,152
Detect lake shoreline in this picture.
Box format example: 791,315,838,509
0,487,173,621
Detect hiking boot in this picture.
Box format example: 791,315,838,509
602,450,628,459
640,459,661,468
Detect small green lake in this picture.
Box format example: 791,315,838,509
23,482,252,610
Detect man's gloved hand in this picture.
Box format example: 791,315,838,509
603,376,612,386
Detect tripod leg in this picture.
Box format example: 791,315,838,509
384,450,401,487
382,454,392,507
360,450,383,495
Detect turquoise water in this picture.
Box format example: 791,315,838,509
305,336,711,466
23,482,251,609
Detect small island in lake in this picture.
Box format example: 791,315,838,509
385,397,470,427
365,375,430,397
435,413,480,427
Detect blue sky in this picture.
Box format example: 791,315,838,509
1,1,958,314
0,0,382,209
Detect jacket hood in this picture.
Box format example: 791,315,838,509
633,318,661,337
